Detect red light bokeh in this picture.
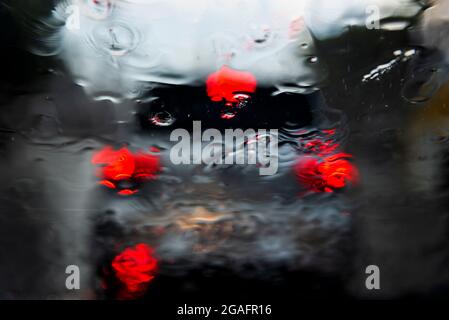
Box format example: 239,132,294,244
295,153,359,193
91,146,161,195
304,139,339,156
206,65,257,104
112,243,158,299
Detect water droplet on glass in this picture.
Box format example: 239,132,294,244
379,20,411,31
221,111,237,120
248,24,273,48
219,93,252,119
402,70,440,104
308,56,318,64
149,111,176,127
404,49,416,57
233,93,251,108
90,21,140,57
